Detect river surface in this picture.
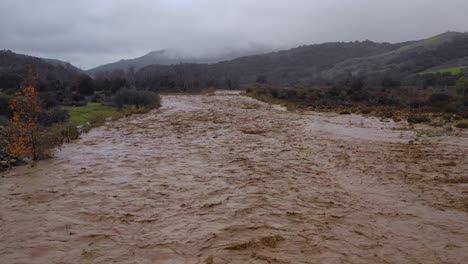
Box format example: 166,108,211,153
1,91,467,264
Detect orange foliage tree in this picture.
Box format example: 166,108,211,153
6,82,44,160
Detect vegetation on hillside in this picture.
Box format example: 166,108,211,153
81,32,468,97
3,32,468,97
421,66,466,75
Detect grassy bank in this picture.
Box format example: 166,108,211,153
62,102,120,127
61,88,161,132
57,101,160,141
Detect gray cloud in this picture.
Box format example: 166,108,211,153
1,0,467,69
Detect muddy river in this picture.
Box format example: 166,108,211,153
1,91,467,263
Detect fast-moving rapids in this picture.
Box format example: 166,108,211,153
1,91,467,263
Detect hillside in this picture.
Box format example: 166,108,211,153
322,32,468,79
3,31,468,93
206,40,410,84
87,50,190,76
420,57,468,74
86,47,271,76
0,50,83,93
131,32,468,88
133,40,411,90
209,32,468,84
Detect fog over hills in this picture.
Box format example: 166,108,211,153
2,1,468,69
132,31,468,87
86,46,272,75
3,31,468,87
85,31,468,83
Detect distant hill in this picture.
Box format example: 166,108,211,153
321,32,468,80
86,47,271,76
43,58,83,71
87,50,190,76
395,31,467,53
132,31,468,92
0,50,83,86
3,31,468,92
205,40,412,84
201,32,468,84
0,50,84,93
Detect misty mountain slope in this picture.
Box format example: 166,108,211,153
420,57,468,74
131,41,408,88
4,31,468,90
205,31,468,84
43,58,83,72
205,41,410,84
132,32,468,87
0,50,83,91
322,32,468,79
88,41,408,81
86,47,271,76
86,50,189,76
395,31,468,53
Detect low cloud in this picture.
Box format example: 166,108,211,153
1,0,467,69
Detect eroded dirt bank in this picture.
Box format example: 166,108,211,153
1,91,467,264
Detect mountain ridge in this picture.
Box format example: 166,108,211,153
86,46,272,75
2,31,468,87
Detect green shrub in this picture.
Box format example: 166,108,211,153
0,124,9,151
443,105,459,114
360,108,372,114
50,124,80,143
455,122,468,129
0,94,12,118
113,88,161,110
34,129,63,160
88,112,109,127
0,115,9,126
39,107,70,126
40,92,59,108
121,104,151,116
407,115,431,124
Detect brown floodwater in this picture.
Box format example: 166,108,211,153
1,91,467,264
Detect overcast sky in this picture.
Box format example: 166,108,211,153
1,0,467,69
